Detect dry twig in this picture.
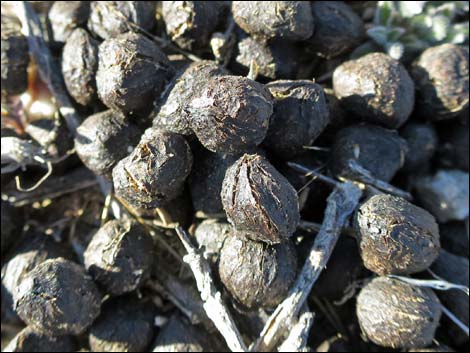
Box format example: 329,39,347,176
175,226,247,352
345,159,412,200
277,309,315,352
298,220,356,238
251,182,362,352
441,304,470,336
149,272,210,327
287,162,340,187
2,167,97,206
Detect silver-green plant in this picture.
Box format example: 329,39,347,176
366,1,469,60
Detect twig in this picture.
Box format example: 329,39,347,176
2,167,98,206
95,177,185,265
298,220,357,238
147,279,206,326
316,70,334,83
333,278,368,306
387,275,469,295
287,162,340,187
15,2,81,134
1,137,44,169
346,159,412,200
15,160,52,192
149,271,210,327
111,193,184,264
156,207,173,227
277,309,315,352
247,60,259,81
211,18,236,66
310,296,347,338
302,146,331,152
250,182,362,352
1,136,52,191
175,226,247,352
296,163,327,195
441,304,470,336
195,211,227,219
1,136,77,192
101,191,114,225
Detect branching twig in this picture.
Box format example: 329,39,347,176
387,275,470,295
147,277,209,327
15,1,81,134
298,220,357,239
1,136,74,192
346,159,412,200
287,162,340,187
175,226,247,352
2,167,98,206
277,309,315,352
250,182,362,352
211,18,236,66
1,137,44,169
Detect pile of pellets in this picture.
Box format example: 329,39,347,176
1,1,469,352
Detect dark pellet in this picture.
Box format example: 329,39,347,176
218,234,297,310
48,1,90,45
306,1,364,59
412,44,469,120
439,221,469,258
355,194,440,275
61,28,99,106
357,277,441,349
263,80,330,159
14,258,101,336
233,36,303,80
1,201,23,255
152,313,224,352
112,128,193,209
1,16,29,96
3,326,76,352
333,53,415,129
232,1,314,41
413,169,469,223
96,32,174,116
84,219,154,296
2,233,70,324
89,295,155,352
329,124,408,182
74,110,141,177
221,154,300,244
194,220,231,263
431,250,469,329
189,75,273,154
153,60,228,135
400,122,438,172
189,148,239,215
311,237,366,300
438,117,469,171
88,1,156,40
162,1,228,51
